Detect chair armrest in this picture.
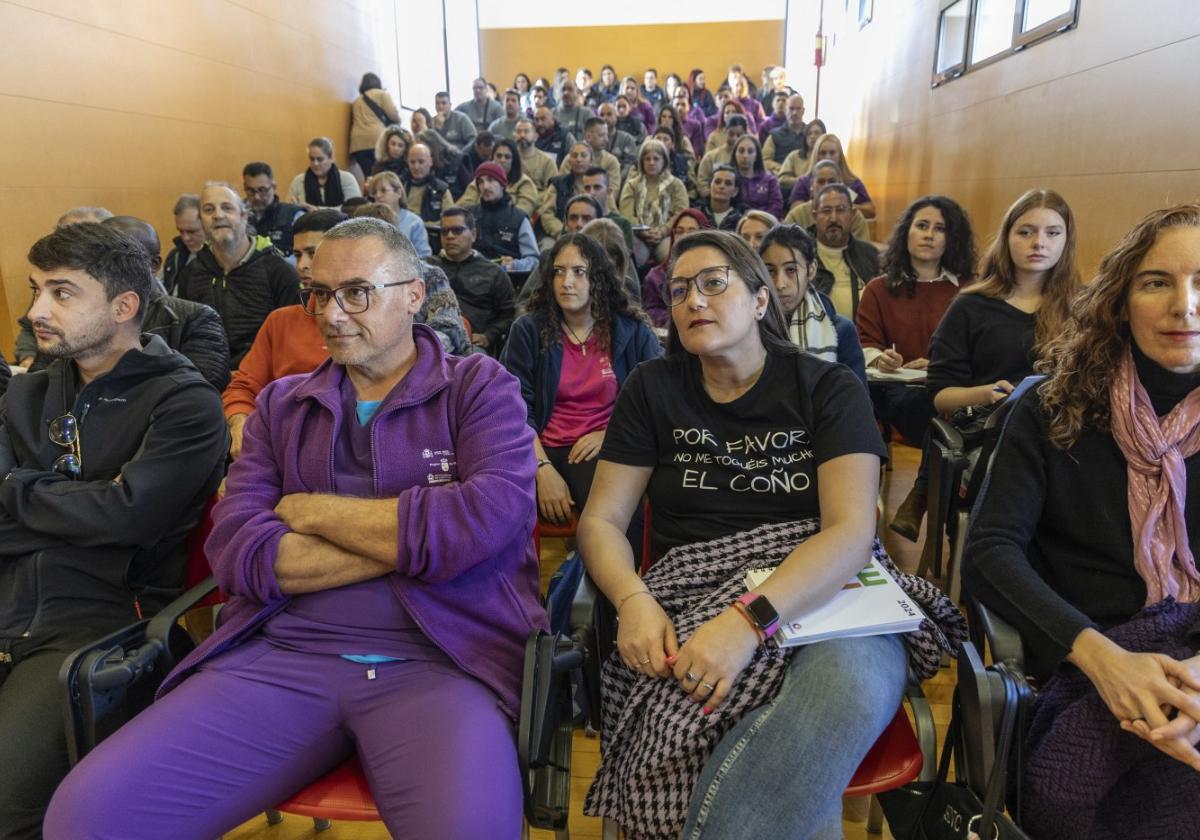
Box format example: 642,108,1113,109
929,417,964,453
519,629,585,831
975,601,1026,672
145,576,219,674
904,672,939,784
569,572,600,640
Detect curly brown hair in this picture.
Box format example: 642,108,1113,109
1037,203,1200,448
962,188,1080,350
528,233,649,353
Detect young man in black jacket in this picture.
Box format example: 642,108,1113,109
0,222,227,839
16,216,232,391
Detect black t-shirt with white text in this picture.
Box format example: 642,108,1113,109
600,350,886,554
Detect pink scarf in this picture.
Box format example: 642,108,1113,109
1109,347,1200,604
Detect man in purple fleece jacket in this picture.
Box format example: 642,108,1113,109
46,218,547,840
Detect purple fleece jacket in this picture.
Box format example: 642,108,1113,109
737,170,784,218
158,324,547,718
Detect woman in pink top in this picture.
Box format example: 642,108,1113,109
501,234,662,527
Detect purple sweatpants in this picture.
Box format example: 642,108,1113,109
44,639,523,839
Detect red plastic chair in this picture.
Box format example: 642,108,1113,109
270,757,378,829
535,509,579,548
184,495,223,609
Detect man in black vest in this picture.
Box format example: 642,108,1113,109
763,95,809,197
403,143,450,253
428,206,515,355
242,162,304,254
177,182,300,368
466,163,538,273
810,183,880,319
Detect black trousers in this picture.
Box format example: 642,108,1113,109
871,382,937,490
870,382,935,448
544,445,644,566
0,626,104,840
349,149,375,177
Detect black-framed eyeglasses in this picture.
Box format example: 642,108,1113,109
665,265,732,307
244,185,275,196
49,413,82,480
298,280,417,316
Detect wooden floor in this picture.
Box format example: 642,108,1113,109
227,444,955,840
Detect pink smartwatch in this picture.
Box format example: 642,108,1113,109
735,592,781,639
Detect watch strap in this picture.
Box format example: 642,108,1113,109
736,592,781,639
731,600,766,643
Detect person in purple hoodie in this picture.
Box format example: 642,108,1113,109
732,134,784,219
45,218,547,840
671,85,707,159
757,90,790,143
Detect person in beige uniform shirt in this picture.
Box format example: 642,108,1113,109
515,119,558,190
784,160,869,241
349,73,400,179
558,119,621,210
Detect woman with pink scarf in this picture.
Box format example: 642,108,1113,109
964,203,1200,840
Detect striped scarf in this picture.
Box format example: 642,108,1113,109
788,289,840,363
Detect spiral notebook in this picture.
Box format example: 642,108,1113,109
744,558,925,647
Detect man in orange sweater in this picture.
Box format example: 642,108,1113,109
223,210,345,457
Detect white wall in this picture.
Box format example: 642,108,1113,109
394,0,481,112
477,0,786,28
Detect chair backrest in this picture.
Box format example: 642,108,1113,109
961,376,1046,507
184,494,224,609
184,494,218,587
639,503,655,575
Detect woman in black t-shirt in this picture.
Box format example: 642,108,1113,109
579,230,906,838
891,188,1082,540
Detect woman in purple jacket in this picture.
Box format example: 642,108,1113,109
671,86,708,157
46,219,547,840
621,75,658,136
732,134,783,219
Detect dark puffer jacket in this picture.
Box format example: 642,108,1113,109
177,236,300,369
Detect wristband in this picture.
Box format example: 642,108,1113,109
617,590,654,611
536,459,552,469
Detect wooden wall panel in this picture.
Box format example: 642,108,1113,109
479,20,784,95
818,0,1200,278
0,0,401,353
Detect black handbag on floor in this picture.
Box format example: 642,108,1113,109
879,667,1030,840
